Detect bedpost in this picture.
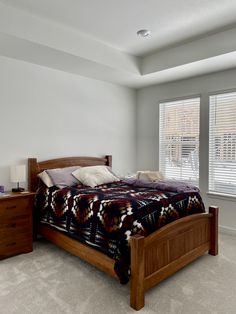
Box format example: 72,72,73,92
209,206,219,256
106,155,112,168
28,158,39,192
130,234,145,310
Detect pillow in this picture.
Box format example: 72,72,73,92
137,170,164,182
72,166,120,188
46,166,81,188
37,170,54,188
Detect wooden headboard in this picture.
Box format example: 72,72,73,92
28,155,112,192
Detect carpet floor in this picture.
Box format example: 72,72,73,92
0,233,236,314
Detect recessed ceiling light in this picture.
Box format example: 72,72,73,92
137,29,151,38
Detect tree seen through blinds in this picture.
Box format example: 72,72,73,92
209,92,236,195
159,97,200,184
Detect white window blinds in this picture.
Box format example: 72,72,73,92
159,97,200,184
209,92,236,196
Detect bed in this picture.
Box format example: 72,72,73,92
28,155,218,311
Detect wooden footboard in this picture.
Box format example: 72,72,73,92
130,206,219,310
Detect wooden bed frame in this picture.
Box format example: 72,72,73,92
28,155,218,311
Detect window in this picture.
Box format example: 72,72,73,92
209,92,236,196
159,97,200,184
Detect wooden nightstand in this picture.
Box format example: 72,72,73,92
0,191,35,260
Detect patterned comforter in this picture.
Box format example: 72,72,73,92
35,181,205,283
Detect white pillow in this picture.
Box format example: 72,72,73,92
137,170,164,182
37,171,54,188
72,166,120,188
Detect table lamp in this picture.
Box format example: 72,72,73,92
10,165,26,192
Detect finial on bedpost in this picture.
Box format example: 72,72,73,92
209,206,219,256
106,155,112,167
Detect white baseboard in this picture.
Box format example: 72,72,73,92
219,225,236,236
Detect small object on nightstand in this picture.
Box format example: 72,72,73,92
10,165,26,192
0,191,35,259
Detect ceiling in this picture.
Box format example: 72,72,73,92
1,0,236,56
0,0,236,87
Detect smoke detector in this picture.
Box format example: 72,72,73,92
137,29,151,38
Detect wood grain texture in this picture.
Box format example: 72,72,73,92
129,208,218,310
142,216,211,291
130,234,145,310
144,243,210,291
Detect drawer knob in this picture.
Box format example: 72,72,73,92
6,205,17,210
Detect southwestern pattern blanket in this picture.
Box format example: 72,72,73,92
35,181,205,283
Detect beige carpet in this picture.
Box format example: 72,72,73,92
0,233,236,314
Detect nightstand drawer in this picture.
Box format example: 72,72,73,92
0,233,32,259
1,213,29,224
0,218,31,237
0,198,30,219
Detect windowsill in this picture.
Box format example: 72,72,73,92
206,191,236,202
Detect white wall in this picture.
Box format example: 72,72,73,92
0,56,137,191
137,68,236,232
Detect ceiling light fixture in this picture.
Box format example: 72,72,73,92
137,29,151,38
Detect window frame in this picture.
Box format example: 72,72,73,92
159,95,201,185
208,89,236,197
